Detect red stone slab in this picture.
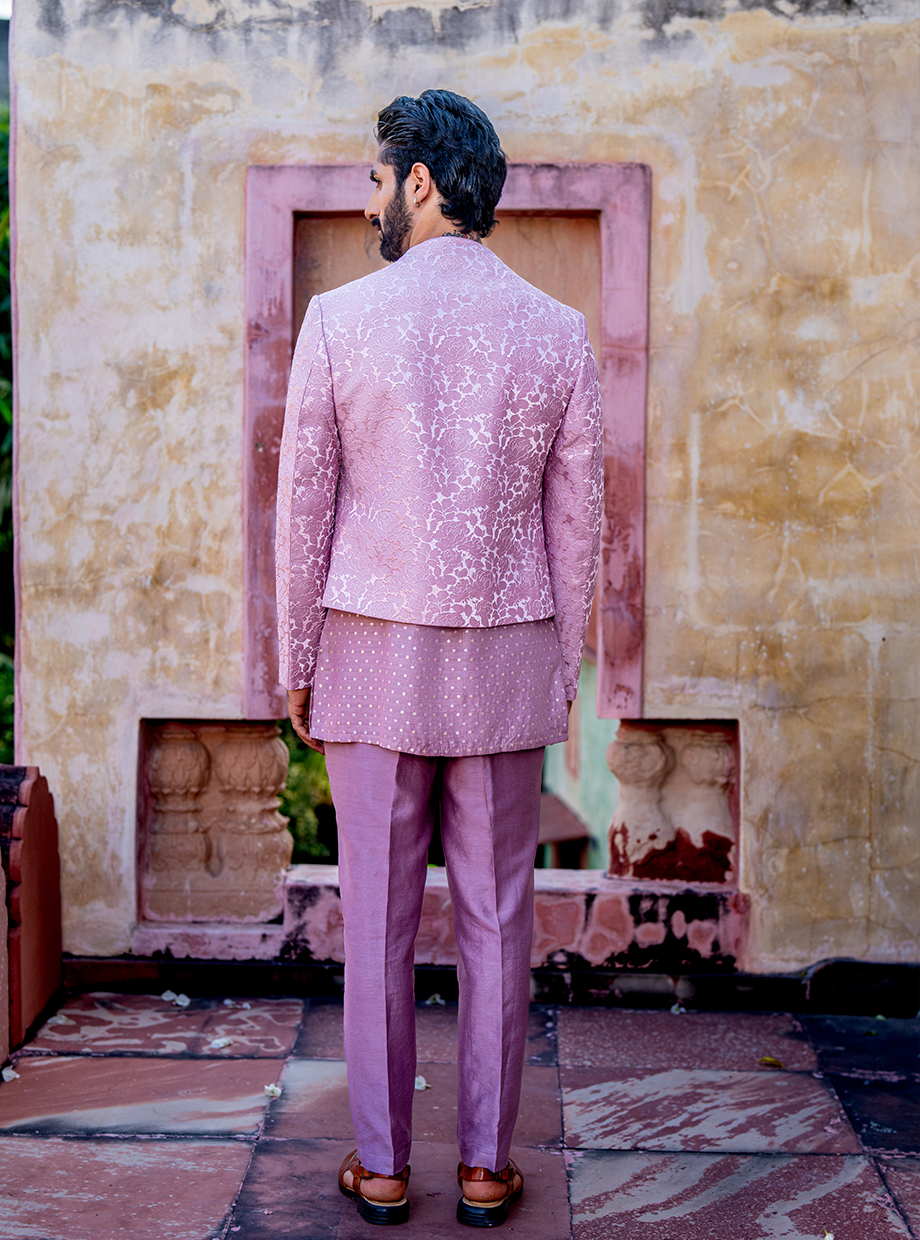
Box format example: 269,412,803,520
878,1155,920,1231
805,1015,920,1079
557,1007,817,1071
412,1006,557,1066
266,1059,563,1148
264,1057,352,1139
292,999,555,1064
830,1075,920,1152
0,1055,282,1134
413,1004,460,1064
569,1150,909,1239
526,1007,560,1066
0,1135,252,1240
409,1063,563,1149
561,1066,860,1153
229,1138,571,1238
290,996,346,1057
24,992,303,1057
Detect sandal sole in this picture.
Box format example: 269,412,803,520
456,1187,523,1228
339,1182,410,1226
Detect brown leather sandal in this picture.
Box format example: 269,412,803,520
456,1159,524,1228
337,1149,410,1226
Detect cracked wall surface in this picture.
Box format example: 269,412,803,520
12,0,919,965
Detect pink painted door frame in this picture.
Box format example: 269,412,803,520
244,163,651,721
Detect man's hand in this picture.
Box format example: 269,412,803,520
287,687,325,754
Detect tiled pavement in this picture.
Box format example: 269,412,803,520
0,993,916,1239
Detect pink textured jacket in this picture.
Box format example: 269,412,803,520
276,235,603,699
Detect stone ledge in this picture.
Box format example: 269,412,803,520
61,954,920,1017
131,922,285,961
132,865,749,972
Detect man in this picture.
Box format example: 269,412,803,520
276,90,602,1227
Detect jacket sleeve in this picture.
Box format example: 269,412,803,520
275,296,341,691
542,319,604,700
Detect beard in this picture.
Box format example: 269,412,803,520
375,183,413,263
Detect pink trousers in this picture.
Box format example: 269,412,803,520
323,742,545,1175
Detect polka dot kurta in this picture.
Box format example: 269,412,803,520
310,611,569,757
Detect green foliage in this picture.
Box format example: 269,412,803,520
278,720,335,861
0,655,12,766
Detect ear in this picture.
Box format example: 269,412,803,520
409,162,435,207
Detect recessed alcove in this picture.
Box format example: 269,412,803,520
136,720,292,926
244,162,651,726
605,720,740,884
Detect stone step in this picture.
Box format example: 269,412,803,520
133,864,748,973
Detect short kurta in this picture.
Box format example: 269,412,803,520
310,610,569,757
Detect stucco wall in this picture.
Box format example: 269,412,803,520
12,0,919,964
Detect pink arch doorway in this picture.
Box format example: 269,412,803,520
244,162,651,721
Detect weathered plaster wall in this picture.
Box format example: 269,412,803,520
12,0,918,964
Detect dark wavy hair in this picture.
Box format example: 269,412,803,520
375,90,507,238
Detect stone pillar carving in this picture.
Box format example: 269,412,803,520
605,727,675,876
205,724,293,917
141,721,292,924
142,724,211,921
661,729,735,848
606,722,738,883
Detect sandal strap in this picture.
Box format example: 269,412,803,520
457,1160,517,1185
351,1155,410,1184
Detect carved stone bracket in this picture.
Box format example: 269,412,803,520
606,721,738,883
140,721,292,923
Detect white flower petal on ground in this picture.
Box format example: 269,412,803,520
264,1083,283,1098
1,1067,19,1082
47,1013,75,1026
415,1075,432,1090
174,994,191,1008
209,1037,233,1049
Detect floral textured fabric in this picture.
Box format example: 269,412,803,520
275,235,603,699
311,610,569,756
